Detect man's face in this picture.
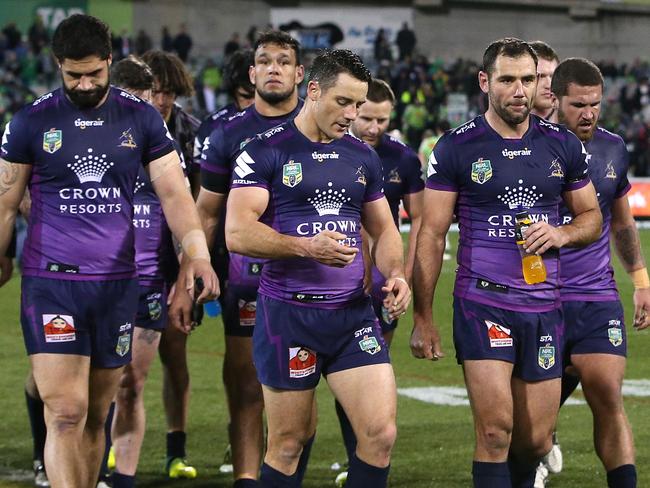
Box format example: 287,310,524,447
60,55,111,109
534,57,559,112
557,82,602,142
480,54,537,126
250,43,304,104
151,83,176,122
350,99,392,147
311,73,368,141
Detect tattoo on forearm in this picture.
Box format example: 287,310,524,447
614,226,644,268
0,161,18,196
137,328,160,345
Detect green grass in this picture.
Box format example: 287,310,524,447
1,231,650,487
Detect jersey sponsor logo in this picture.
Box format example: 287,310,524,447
311,151,340,162
497,178,543,210
487,212,549,238
74,118,104,129
282,161,303,188
42,128,62,154
427,152,438,177
46,262,79,274
238,299,256,327
147,293,163,321
539,118,559,132
67,148,114,184
605,161,617,179
548,158,564,178
539,334,553,342
289,347,317,378
355,167,367,186
234,150,256,178
354,326,374,338
248,262,263,275
43,314,76,343
307,181,351,216
134,176,145,194
476,279,508,294
387,168,402,184
538,345,556,370
296,220,358,247
454,121,476,134
485,320,513,347
119,128,138,149
359,335,382,355
32,92,53,106
263,125,284,138
471,158,493,184
119,90,141,103
502,147,531,159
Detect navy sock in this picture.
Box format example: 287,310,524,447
234,479,260,487
112,471,135,488
166,430,186,460
607,464,637,488
335,400,356,464
507,455,536,488
259,462,299,487
25,390,46,461
472,461,510,488
100,401,115,476
296,433,315,483
560,372,580,407
345,453,389,488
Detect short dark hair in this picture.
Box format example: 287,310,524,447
223,48,254,99
52,14,111,62
111,55,154,91
254,30,301,65
483,37,538,77
529,40,559,64
141,50,194,97
551,57,604,99
366,78,395,105
309,49,371,92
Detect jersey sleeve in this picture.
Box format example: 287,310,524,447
615,142,631,198
1,109,33,163
230,137,275,191
142,105,176,165
364,148,384,202
425,135,459,192
562,131,590,192
200,123,231,194
402,149,425,194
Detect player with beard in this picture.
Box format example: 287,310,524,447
548,58,650,488
529,41,560,122
194,31,305,487
0,15,217,487
411,38,602,488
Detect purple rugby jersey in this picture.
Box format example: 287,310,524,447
1,87,175,280
559,127,631,301
230,121,385,307
426,114,589,312
192,102,240,168
201,102,302,289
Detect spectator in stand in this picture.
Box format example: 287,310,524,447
161,26,173,52
173,24,193,62
27,16,48,56
224,32,241,58
2,22,22,51
134,29,153,56
396,22,416,61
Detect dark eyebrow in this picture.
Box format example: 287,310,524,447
64,68,103,78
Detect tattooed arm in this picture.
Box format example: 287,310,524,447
0,158,31,258
611,195,650,329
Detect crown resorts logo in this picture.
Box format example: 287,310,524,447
307,182,351,216
67,148,114,184
134,175,145,194
497,179,543,210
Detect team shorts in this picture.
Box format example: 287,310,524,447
370,267,398,334
254,294,390,390
21,276,139,368
221,284,258,337
562,299,626,362
453,297,564,381
135,284,168,331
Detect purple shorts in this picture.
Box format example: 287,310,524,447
453,297,564,381
254,294,390,390
135,284,168,331
562,299,626,362
370,267,398,334
222,284,258,337
21,276,139,368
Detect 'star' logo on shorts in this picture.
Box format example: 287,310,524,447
289,347,317,378
43,314,76,343
485,320,512,347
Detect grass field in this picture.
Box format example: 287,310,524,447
1,231,650,487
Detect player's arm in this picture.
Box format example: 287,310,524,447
524,182,602,255
362,197,410,319
195,187,226,251
148,150,218,302
225,186,358,266
410,188,456,361
0,158,30,258
611,194,650,329
403,190,423,286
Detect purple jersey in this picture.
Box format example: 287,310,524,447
560,127,631,301
1,87,175,280
373,133,424,225
231,121,384,307
427,115,589,312
201,102,302,288
193,102,239,168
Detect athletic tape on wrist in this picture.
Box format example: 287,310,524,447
631,267,650,289
181,229,210,261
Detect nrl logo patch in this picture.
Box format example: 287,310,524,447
43,128,62,154
608,327,623,347
538,345,555,370
282,161,303,188
471,158,492,184
116,332,131,357
359,335,382,355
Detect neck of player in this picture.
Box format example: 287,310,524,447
293,105,333,144
255,92,299,118
485,108,530,139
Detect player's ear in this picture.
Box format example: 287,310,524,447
249,64,256,86
295,64,305,85
106,54,112,67
478,70,489,94
307,80,321,101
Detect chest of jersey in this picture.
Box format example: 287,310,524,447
585,144,625,211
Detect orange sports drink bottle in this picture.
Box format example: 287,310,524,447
515,210,547,285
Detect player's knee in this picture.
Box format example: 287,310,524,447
476,420,512,452
46,401,87,434
359,419,397,457
269,434,306,465
585,380,624,413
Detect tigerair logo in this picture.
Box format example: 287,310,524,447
67,148,114,183
312,151,339,162
502,148,531,159
75,118,104,129
307,181,351,216
497,179,543,210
